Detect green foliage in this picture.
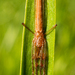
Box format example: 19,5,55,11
0,0,75,75
0,0,24,75
54,0,75,75
20,0,56,75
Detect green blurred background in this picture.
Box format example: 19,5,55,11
0,0,75,75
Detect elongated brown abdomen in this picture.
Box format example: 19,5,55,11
33,0,44,48
35,0,43,33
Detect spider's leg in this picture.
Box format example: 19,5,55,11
39,46,43,75
35,46,38,75
32,42,35,75
43,40,46,75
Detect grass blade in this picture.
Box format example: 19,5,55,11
46,0,56,75
20,0,56,75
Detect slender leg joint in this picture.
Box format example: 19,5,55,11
22,23,34,34
45,24,57,35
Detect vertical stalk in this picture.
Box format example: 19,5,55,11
20,0,56,75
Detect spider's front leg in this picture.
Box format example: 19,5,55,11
32,43,35,75
39,46,43,75
43,40,46,75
